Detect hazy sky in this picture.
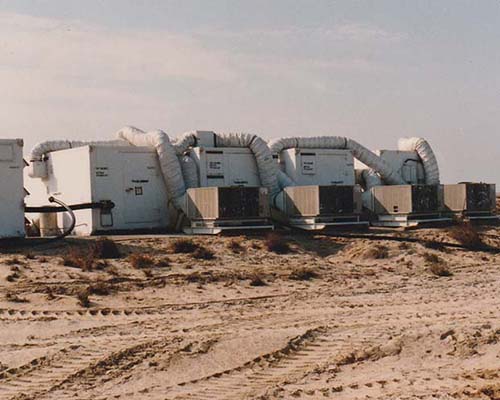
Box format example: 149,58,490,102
1,0,499,186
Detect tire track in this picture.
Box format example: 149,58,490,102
154,325,388,400
0,333,165,400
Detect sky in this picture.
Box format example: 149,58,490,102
1,0,499,186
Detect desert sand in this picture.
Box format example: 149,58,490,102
0,223,499,400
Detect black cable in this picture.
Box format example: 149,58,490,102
47,196,76,239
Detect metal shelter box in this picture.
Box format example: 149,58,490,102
375,150,425,184
0,139,25,238
275,185,367,230
443,183,497,220
184,187,272,234
33,145,169,235
190,147,261,187
354,150,425,185
280,148,355,186
365,184,450,227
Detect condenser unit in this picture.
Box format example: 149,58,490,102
27,145,169,236
184,186,272,234
443,183,497,221
0,139,25,238
182,142,274,233
275,185,365,230
274,148,366,229
365,184,451,227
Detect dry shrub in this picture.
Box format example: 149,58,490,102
5,292,29,303
169,238,198,254
6,272,20,282
429,263,453,277
227,239,245,253
128,254,155,269
251,242,262,250
87,281,112,296
192,246,215,260
155,257,171,268
94,260,109,270
76,290,90,307
5,257,24,266
362,245,389,260
449,222,483,249
91,238,121,259
265,233,292,254
289,267,319,281
423,252,452,277
422,252,442,264
184,271,217,284
249,273,267,287
61,248,94,271
38,257,48,263
143,269,153,278
24,252,36,260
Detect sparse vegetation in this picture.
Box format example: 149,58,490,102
61,248,94,271
249,273,267,286
192,246,215,260
422,251,452,276
128,254,155,269
76,289,91,307
5,257,23,266
265,233,292,254
155,257,171,268
6,268,20,282
362,245,389,259
449,222,484,249
169,238,199,254
289,267,319,281
87,281,112,296
422,252,442,264
227,239,245,253
24,252,36,260
5,292,29,303
429,263,453,277
91,237,121,259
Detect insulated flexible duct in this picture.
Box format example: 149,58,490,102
180,154,199,188
175,131,280,196
28,139,129,178
398,137,440,184
268,136,405,186
116,126,186,211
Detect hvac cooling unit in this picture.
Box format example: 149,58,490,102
443,183,497,221
276,185,364,230
280,148,355,186
365,184,450,227
184,145,273,234
375,150,426,184
0,139,25,238
185,186,271,234
276,148,367,230
29,145,169,236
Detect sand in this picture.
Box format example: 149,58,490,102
0,225,499,400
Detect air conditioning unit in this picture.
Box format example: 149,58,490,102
184,186,272,234
27,145,170,235
0,139,25,238
273,185,366,230
443,183,497,220
280,148,355,186
365,184,451,227
190,146,261,187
